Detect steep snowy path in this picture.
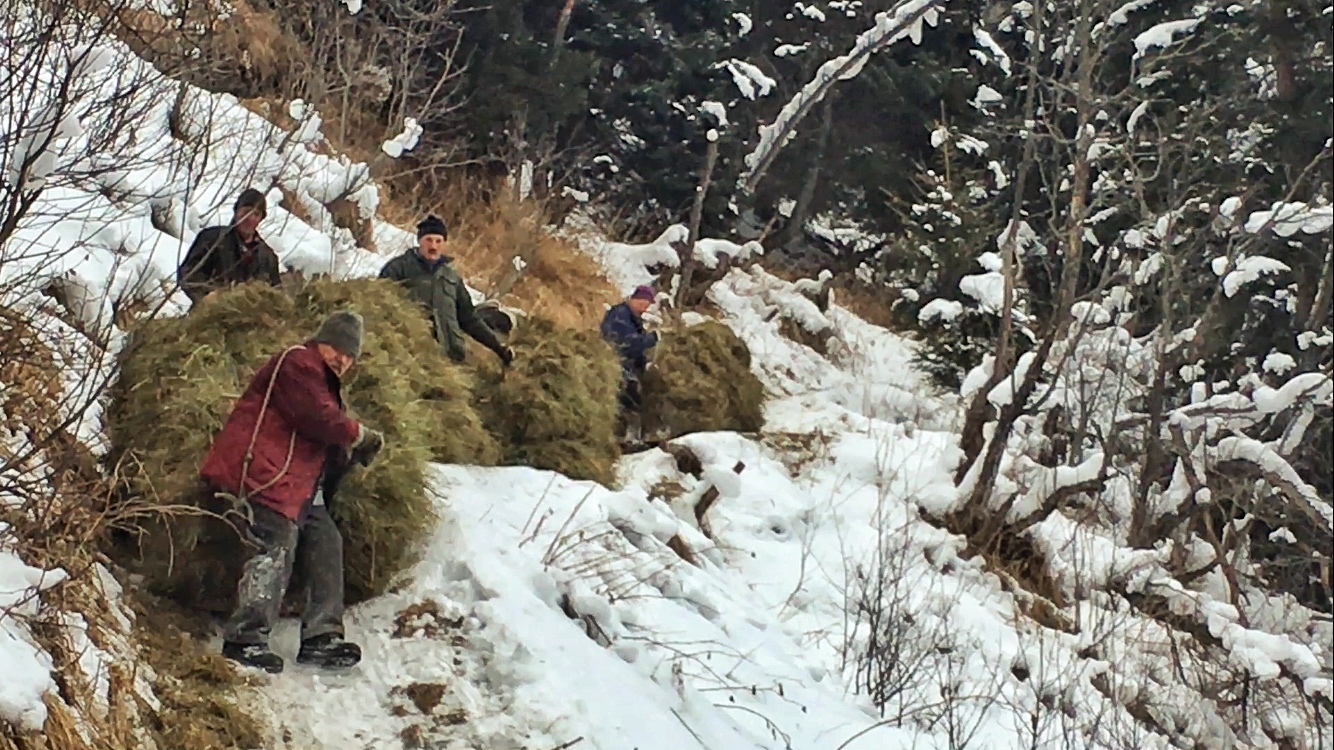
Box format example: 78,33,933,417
249,459,937,750
241,264,1083,750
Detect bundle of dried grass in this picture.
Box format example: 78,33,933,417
468,316,623,486
641,320,766,438
105,278,497,609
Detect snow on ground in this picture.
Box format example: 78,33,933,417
0,529,63,731
4,5,1330,748
237,254,1178,749
0,527,158,741
2,11,391,337
254,466,934,750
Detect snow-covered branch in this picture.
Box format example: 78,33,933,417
740,0,945,192
1209,436,1334,530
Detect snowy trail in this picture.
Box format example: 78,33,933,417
3,3,1328,746
240,264,1051,750
237,261,1022,750
244,461,938,750
239,510,540,750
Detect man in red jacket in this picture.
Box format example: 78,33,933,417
201,310,385,673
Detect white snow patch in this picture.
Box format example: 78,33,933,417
1262,352,1296,375
720,60,777,100
700,101,729,127
973,27,1012,75
1244,201,1333,237
381,118,423,158
0,528,66,731
918,298,964,323
1133,19,1202,60
1222,256,1290,297
694,238,764,270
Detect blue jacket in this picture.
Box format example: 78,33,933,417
601,303,658,376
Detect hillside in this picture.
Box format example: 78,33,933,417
3,1,1332,749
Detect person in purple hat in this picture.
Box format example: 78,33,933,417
600,285,659,441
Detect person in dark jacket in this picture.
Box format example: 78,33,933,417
379,215,514,365
600,286,659,437
201,310,385,674
177,188,282,307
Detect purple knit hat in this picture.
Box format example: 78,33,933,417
631,285,656,301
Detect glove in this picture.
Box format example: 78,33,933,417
498,345,515,368
350,426,384,467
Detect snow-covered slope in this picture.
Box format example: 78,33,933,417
3,5,1330,749
222,257,1273,749
242,278,969,750
210,260,1330,750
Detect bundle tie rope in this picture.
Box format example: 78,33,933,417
215,344,303,542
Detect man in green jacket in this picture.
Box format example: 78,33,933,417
379,215,514,366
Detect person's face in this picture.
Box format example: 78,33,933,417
317,343,355,378
628,297,652,316
233,205,265,235
418,233,447,261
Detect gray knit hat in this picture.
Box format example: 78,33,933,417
312,310,364,359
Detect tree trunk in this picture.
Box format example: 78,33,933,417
1299,249,1333,332
677,138,720,310
550,0,577,67
777,94,836,248
954,0,1044,484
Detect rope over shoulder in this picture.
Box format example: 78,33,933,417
237,344,305,504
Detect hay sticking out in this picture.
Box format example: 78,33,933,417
293,279,501,468
469,317,623,486
642,320,766,438
130,595,267,750
106,278,497,609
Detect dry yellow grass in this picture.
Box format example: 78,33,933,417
0,472,266,750
0,307,65,437
383,180,619,330
109,0,298,92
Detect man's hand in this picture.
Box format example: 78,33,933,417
498,346,515,368
350,426,385,467
203,290,220,303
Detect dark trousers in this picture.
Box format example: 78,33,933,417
619,374,643,414
617,372,645,441
223,502,345,645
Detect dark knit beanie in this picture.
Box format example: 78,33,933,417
312,310,364,359
234,188,268,215
416,214,448,240
631,285,656,301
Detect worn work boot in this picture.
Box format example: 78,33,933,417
297,633,362,669
222,641,285,674
622,412,644,444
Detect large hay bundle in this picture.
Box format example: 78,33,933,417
469,317,623,486
641,320,766,437
106,278,498,609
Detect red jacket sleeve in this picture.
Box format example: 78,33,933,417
266,348,362,447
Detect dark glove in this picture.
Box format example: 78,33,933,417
350,426,384,467
498,345,515,368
